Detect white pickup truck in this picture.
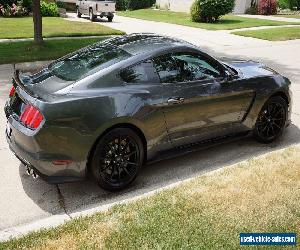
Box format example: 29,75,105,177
76,0,116,22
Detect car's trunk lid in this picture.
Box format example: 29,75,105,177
14,68,74,101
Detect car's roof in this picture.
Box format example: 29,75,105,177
104,33,194,55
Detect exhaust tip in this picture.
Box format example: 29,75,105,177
32,171,39,179
25,166,33,176
25,166,39,179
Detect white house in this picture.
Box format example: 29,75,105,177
156,0,252,14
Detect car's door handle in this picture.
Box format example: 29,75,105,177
167,97,184,105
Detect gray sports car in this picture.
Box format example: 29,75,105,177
5,34,292,191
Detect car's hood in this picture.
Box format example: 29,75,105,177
221,59,278,78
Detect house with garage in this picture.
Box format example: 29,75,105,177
156,0,252,14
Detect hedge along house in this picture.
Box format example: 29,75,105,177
156,0,252,14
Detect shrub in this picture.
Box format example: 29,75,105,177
0,5,12,16
116,0,127,10
115,0,155,11
257,0,277,14
56,0,65,8
40,1,58,16
0,2,27,17
288,0,300,9
191,0,235,23
127,0,155,10
278,0,289,8
20,0,32,11
0,0,14,7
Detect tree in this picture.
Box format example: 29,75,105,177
32,0,43,44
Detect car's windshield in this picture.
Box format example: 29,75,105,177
48,43,131,81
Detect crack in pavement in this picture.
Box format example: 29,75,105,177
55,185,71,219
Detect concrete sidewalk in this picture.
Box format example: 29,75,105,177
237,14,300,23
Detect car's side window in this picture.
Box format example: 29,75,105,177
120,60,160,84
152,54,183,83
153,52,223,84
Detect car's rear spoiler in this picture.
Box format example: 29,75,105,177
13,68,39,99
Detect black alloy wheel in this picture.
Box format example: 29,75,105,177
254,96,287,143
91,128,144,191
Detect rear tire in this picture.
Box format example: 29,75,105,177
90,128,144,191
89,9,95,22
253,96,287,143
107,16,113,22
76,7,81,18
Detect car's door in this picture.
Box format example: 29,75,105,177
119,60,171,156
153,51,254,146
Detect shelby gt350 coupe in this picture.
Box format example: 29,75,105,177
5,34,292,190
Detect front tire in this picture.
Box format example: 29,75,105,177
254,96,288,143
91,128,144,191
107,16,113,22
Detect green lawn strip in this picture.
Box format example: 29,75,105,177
1,145,299,249
0,17,124,39
0,38,106,64
232,26,300,41
118,9,300,30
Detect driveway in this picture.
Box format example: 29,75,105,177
0,14,300,238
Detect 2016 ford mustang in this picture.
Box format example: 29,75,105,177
5,34,292,191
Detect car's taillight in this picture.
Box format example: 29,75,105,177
20,104,44,129
9,86,16,97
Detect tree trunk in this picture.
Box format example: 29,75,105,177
32,0,43,45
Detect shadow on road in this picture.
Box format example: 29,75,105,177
19,123,300,216
80,16,118,23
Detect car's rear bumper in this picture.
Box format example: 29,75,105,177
5,113,86,184
8,140,84,184
7,138,84,184
96,11,114,16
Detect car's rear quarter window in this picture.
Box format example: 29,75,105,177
49,43,131,81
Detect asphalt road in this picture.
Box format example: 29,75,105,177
0,15,299,234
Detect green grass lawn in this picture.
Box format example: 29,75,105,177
1,146,299,249
0,17,124,39
118,9,300,30
233,26,300,41
0,38,105,64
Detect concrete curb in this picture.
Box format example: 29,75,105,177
0,180,188,242
0,144,298,242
